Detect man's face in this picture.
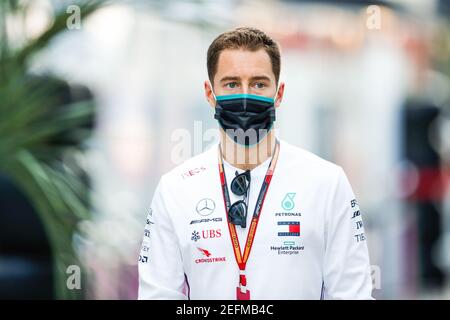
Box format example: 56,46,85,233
205,48,284,108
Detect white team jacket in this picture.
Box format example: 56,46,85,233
138,139,373,299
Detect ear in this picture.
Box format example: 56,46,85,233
274,82,285,108
204,81,216,108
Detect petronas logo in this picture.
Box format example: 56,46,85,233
281,193,296,211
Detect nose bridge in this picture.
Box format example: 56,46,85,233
242,84,249,95
241,79,250,95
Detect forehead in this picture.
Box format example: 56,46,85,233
215,48,274,81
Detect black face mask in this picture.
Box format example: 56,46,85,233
213,93,276,146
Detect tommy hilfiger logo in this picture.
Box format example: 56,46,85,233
277,221,300,237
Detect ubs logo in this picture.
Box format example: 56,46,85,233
191,229,222,242
196,198,215,216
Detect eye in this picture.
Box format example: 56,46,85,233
253,82,266,89
226,82,239,89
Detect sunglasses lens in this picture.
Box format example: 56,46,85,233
228,201,247,226
231,174,248,196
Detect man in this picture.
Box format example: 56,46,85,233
138,27,373,300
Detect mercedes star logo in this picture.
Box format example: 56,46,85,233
196,198,215,216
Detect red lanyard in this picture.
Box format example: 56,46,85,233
217,140,280,300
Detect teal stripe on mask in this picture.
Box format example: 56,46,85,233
216,94,274,103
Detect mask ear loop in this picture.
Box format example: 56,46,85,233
209,81,217,105
273,85,280,105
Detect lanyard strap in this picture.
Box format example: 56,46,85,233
217,140,281,290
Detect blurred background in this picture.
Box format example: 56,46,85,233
0,0,449,300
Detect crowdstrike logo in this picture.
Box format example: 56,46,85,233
197,247,212,257
195,247,226,264
196,198,215,216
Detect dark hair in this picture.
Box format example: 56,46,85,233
207,27,281,84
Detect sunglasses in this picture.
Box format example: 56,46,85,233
228,170,251,228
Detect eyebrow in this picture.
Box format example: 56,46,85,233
219,76,240,83
219,75,272,83
249,76,271,82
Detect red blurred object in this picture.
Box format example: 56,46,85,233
407,167,450,201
